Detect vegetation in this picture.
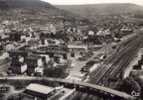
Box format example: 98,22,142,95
117,77,141,96
57,3,143,19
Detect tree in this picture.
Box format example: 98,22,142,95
118,77,141,96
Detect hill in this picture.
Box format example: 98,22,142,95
56,3,143,18
0,0,79,24
0,0,54,9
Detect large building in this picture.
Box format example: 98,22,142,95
22,83,56,100
35,44,68,59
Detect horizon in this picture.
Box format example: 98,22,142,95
41,0,143,5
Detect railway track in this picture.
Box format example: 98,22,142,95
89,33,143,87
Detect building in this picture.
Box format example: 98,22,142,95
8,50,44,75
25,55,42,76
0,34,9,42
8,50,28,74
36,44,68,59
8,50,28,58
120,25,133,35
8,30,22,42
21,83,56,100
68,45,88,58
8,83,73,100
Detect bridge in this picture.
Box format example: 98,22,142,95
0,76,136,100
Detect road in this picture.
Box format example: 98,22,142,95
67,50,105,81
89,31,143,88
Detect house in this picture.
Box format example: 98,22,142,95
10,61,27,74
88,30,94,36
8,30,21,42
0,34,9,42
9,52,27,74
68,45,88,58
34,66,44,76
25,55,42,76
120,26,133,34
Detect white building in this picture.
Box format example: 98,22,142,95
88,30,94,36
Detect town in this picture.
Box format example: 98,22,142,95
0,0,143,100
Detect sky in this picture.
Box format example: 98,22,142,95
41,0,143,5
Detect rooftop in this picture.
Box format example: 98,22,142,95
26,83,54,95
